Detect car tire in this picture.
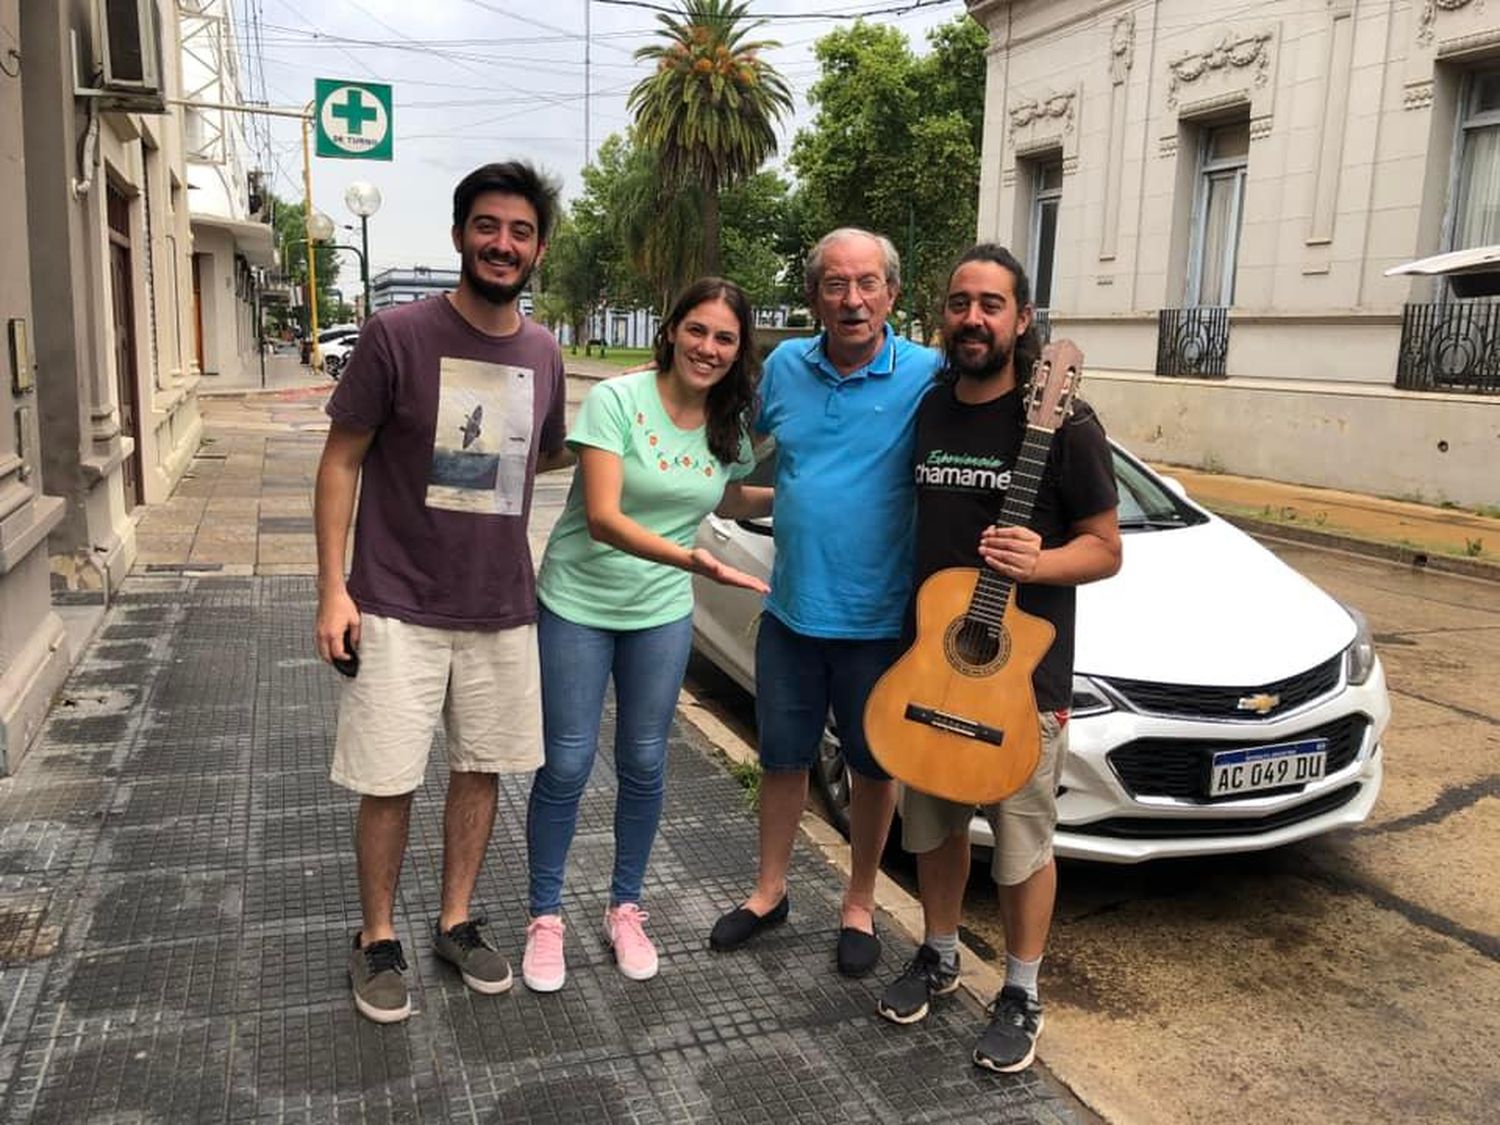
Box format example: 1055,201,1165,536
324,353,344,380
811,722,851,836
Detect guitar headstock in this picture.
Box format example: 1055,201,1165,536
1024,338,1083,432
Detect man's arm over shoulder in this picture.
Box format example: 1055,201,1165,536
1045,402,1121,583
536,332,574,471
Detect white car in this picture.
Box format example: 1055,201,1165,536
691,443,1389,864
318,326,360,379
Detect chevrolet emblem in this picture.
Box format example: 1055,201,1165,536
1237,692,1281,715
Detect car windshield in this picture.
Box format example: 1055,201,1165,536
1112,450,1205,531
745,442,1202,532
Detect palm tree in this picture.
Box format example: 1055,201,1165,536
629,0,792,278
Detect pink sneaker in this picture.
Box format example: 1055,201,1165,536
605,903,659,981
522,915,566,992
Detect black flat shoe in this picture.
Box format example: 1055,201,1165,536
708,895,789,951
836,925,881,977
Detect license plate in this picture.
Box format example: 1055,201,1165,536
1208,739,1328,797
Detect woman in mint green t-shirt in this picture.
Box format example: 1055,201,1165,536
524,277,773,991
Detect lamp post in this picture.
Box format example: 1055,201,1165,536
344,181,382,321
305,209,336,369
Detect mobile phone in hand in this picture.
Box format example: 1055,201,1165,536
332,626,359,678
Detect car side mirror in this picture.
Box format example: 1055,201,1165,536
1160,476,1188,499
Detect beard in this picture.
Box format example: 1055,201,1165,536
945,327,1012,380
461,245,536,307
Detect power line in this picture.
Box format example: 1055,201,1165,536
591,0,958,21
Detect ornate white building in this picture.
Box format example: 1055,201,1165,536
967,0,1499,507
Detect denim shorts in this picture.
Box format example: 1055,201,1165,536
754,610,904,781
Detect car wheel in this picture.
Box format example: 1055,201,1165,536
811,722,851,836
324,353,344,379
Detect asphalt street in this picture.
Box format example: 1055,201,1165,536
688,540,1500,1125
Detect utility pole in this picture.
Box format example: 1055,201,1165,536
301,104,323,371
584,0,592,168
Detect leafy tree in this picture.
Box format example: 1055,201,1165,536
790,16,988,336
550,131,792,319
629,0,792,276
533,214,606,350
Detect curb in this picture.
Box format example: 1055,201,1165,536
674,687,1108,1125
1216,512,1500,584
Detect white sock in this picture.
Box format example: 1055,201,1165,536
925,931,959,970
1004,953,1041,1002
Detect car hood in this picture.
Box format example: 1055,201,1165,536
1075,517,1356,686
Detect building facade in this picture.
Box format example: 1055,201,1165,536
1,0,203,772
179,0,275,385
968,0,1500,507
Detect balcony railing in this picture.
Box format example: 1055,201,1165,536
1156,306,1230,377
1032,308,1052,344
1396,300,1500,394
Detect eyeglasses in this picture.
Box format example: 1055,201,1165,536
817,274,887,299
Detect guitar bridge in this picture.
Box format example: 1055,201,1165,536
903,704,1005,747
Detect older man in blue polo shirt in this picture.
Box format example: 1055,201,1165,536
709,227,942,976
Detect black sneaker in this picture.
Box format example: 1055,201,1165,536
433,916,514,995
877,944,960,1024
973,985,1044,1073
348,933,411,1024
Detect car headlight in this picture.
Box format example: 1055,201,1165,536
1070,674,1114,717
1344,606,1376,685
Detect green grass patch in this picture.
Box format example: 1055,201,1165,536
725,756,762,812
565,346,655,370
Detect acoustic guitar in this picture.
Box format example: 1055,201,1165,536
864,340,1083,805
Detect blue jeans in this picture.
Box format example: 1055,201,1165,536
527,606,694,916
754,610,903,781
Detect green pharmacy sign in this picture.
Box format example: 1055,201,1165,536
315,79,393,161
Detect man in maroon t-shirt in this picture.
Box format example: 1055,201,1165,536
313,162,572,1024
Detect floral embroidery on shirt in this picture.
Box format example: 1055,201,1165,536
636,413,721,478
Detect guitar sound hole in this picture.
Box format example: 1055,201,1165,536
943,617,1010,676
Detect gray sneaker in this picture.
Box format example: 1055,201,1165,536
348,934,411,1024
433,916,514,995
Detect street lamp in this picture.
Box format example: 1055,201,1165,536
344,181,382,321
303,210,337,369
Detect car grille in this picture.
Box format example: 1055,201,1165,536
1077,783,1364,838
1104,655,1343,719
1107,714,1369,800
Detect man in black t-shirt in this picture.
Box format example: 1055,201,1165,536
876,245,1121,1074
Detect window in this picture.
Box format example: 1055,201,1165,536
1187,122,1248,307
1029,160,1063,310
1452,69,1500,252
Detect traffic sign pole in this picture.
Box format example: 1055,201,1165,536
302,104,323,372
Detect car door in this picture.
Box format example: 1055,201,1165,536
691,445,778,690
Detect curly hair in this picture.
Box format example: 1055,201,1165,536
652,278,761,466
946,243,1042,384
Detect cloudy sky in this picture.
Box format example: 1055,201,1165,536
244,0,966,290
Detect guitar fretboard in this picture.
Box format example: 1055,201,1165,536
967,423,1055,634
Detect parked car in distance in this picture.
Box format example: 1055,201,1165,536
691,442,1390,864
318,325,360,379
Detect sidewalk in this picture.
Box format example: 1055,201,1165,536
0,574,1082,1123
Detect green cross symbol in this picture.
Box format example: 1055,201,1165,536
331,89,378,135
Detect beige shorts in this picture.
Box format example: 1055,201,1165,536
330,613,543,796
899,710,1067,886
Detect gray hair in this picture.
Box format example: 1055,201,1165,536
803,227,902,306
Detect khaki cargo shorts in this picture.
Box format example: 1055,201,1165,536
899,710,1067,886
330,613,543,796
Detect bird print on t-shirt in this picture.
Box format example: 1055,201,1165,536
459,404,484,449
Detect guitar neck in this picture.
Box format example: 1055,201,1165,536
970,424,1056,629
